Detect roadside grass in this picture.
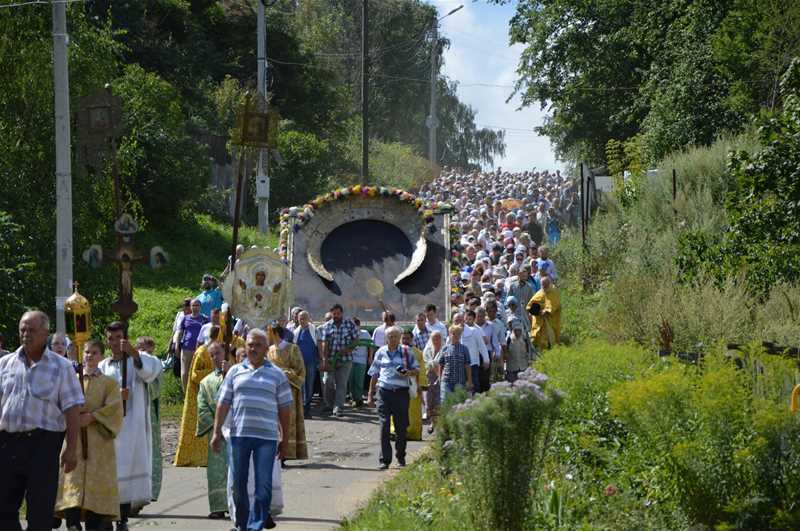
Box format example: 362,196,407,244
341,453,470,531
127,213,277,419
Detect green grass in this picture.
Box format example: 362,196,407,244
341,453,470,531
127,213,277,418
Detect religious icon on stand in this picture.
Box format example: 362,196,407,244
223,247,292,329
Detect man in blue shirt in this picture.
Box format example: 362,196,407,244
293,310,318,418
197,274,223,318
367,326,420,470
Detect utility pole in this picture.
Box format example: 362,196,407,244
427,6,461,170
53,1,73,334
361,0,369,180
256,0,269,234
427,23,439,167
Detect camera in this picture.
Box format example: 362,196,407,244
395,365,407,375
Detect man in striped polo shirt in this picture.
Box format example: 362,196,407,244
211,328,292,531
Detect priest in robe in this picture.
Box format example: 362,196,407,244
55,339,124,530
527,275,562,350
176,326,244,467
99,321,163,531
196,342,230,519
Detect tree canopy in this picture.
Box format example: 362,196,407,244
494,0,800,165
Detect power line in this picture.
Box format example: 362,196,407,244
0,0,86,8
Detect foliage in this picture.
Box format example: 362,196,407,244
553,131,800,352
496,0,800,164
609,348,800,528
679,59,800,294
0,6,123,337
113,64,209,222
340,134,433,190
605,134,647,208
436,79,507,170
266,129,333,222
438,369,561,531
528,341,688,529
341,454,472,531
0,212,38,340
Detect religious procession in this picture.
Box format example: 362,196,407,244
0,162,571,531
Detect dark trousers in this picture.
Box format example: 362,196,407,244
65,507,105,530
118,502,131,523
0,429,64,531
377,387,409,465
478,364,491,393
470,365,480,393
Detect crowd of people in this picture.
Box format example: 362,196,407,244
0,167,567,531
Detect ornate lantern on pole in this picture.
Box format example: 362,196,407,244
64,282,92,364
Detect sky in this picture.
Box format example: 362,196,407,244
428,0,560,172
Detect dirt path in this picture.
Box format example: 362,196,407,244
129,406,430,530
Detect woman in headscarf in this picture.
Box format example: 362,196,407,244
267,323,308,463
422,331,444,434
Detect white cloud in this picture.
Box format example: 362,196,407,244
429,0,560,171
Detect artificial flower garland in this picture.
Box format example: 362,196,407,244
277,185,453,258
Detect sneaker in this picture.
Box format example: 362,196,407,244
378,462,390,470
115,523,129,531
397,457,406,467
333,407,343,417
264,514,277,529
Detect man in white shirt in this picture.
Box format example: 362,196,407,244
371,311,395,349
197,307,222,346
424,304,448,338
452,311,489,395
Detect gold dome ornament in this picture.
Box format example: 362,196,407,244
64,283,92,363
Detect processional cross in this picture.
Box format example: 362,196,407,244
78,86,167,414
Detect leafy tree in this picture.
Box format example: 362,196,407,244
268,129,333,219
0,6,122,332
438,79,506,170
495,0,800,165
113,64,209,222
717,59,800,292
677,59,800,293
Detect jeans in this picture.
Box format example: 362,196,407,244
0,429,64,531
348,362,367,405
229,437,277,531
302,360,317,411
440,382,466,404
323,361,352,410
376,387,409,465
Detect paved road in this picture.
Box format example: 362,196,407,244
129,407,429,530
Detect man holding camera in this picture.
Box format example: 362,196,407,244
366,326,420,470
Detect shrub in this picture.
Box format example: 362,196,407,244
609,347,800,528
439,369,561,531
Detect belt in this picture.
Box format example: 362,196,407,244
0,428,46,439
379,385,409,392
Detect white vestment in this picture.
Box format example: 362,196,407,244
99,352,162,505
